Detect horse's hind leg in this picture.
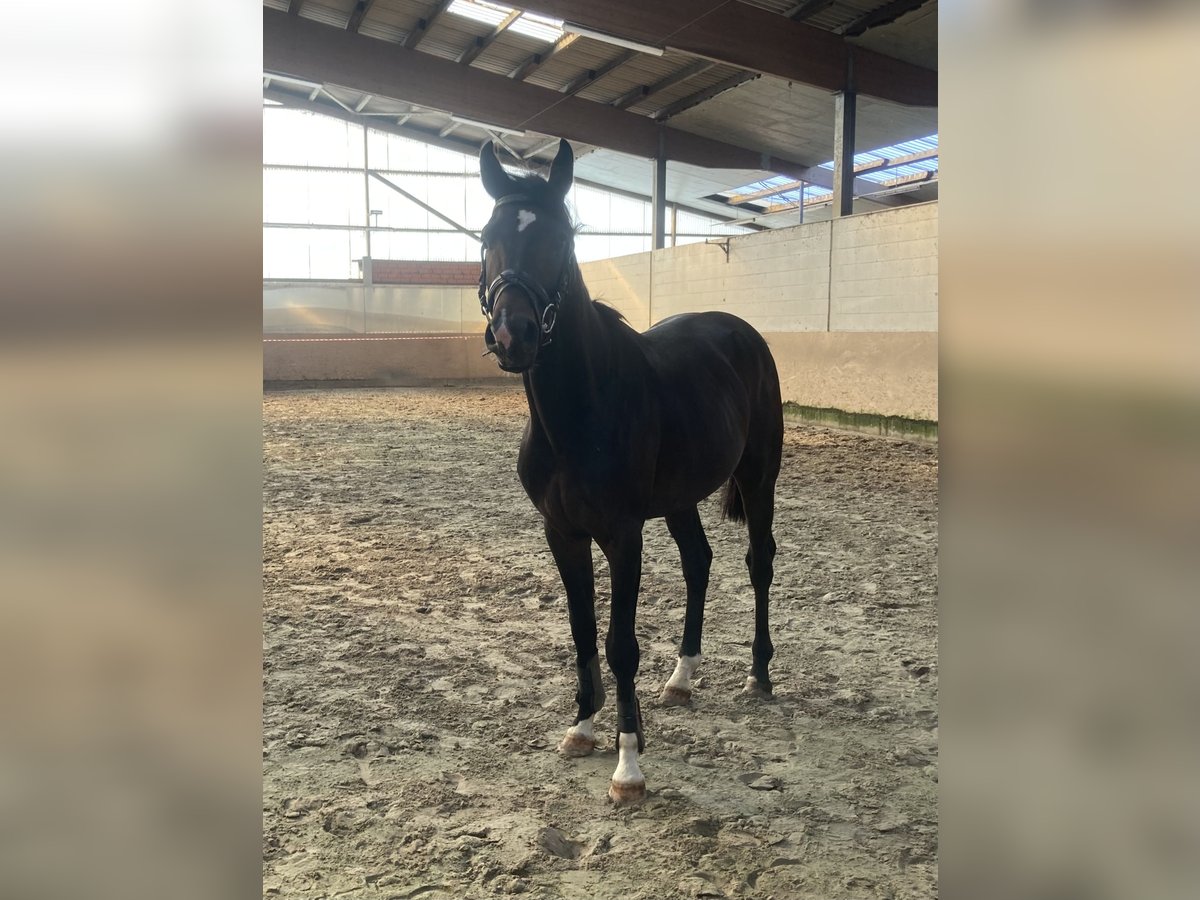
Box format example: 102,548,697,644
661,506,712,707
739,478,778,698
545,523,604,757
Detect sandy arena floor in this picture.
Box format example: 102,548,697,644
263,386,938,900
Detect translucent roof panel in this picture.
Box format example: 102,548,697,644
512,11,564,42
448,0,563,43
817,133,939,185
448,0,511,28
722,133,939,207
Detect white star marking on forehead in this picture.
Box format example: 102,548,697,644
517,209,537,232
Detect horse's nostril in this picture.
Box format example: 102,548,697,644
520,319,538,343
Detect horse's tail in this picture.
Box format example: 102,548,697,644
721,478,745,523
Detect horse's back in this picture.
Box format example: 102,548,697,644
635,312,782,512
640,311,780,410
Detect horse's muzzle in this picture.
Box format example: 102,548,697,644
484,324,536,373
484,303,540,372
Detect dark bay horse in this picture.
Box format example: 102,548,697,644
478,140,783,804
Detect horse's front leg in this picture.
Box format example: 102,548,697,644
599,526,646,805
545,523,604,757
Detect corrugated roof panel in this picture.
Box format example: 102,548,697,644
358,14,409,42
301,3,352,29
738,0,796,15
375,0,431,16
628,67,738,116
470,36,542,75
366,0,425,26
416,37,468,61
358,3,409,32
524,42,630,90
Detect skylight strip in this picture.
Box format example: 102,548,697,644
511,11,564,42
448,0,511,28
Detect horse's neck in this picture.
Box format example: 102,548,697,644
523,283,616,452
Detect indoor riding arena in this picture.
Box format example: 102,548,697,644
263,2,938,898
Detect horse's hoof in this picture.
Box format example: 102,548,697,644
660,685,692,707
743,676,773,699
558,733,596,757
608,778,646,806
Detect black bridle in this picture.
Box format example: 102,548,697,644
478,194,576,363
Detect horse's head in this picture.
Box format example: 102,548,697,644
478,139,576,372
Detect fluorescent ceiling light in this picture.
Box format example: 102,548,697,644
562,23,663,56
448,115,525,137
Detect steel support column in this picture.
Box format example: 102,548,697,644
651,155,667,250
833,90,857,218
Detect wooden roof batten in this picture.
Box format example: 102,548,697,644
501,0,937,106
346,0,376,33
404,0,453,51
458,8,522,66
508,33,579,80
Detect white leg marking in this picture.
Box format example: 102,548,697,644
558,715,596,757
517,209,537,232
662,653,701,706
743,675,771,698
608,732,646,805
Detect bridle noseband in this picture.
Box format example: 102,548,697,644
478,194,575,363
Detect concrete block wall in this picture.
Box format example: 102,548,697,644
575,202,937,336
264,203,938,419
830,202,938,332
578,254,652,331
576,203,938,420
645,224,832,332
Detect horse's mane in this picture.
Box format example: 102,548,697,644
592,300,627,324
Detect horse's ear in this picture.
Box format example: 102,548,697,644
479,141,514,199
546,139,574,199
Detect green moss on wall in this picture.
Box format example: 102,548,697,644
782,403,938,441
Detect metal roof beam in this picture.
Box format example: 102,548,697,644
522,137,560,159
369,171,481,241
509,33,578,80
403,0,452,50
346,0,377,33
458,9,521,66
503,1,936,106
265,10,827,177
